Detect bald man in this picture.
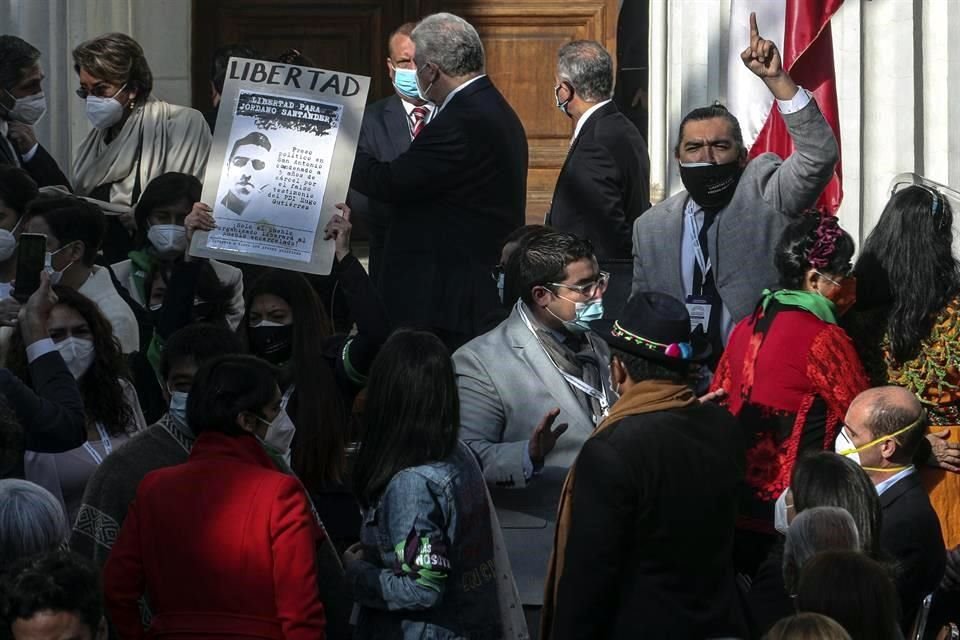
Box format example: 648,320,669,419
842,386,945,632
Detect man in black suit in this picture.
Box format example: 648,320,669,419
350,22,434,286
842,386,946,632
351,12,528,349
0,36,70,188
546,40,649,261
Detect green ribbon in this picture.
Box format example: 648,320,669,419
760,288,838,324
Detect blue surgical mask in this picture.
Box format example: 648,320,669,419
393,67,421,101
548,295,604,334
168,391,191,435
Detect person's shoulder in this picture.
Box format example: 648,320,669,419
637,191,686,226
163,101,208,126
454,310,517,359
209,258,243,282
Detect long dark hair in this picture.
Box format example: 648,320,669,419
855,186,960,362
241,269,346,488
775,210,855,290
790,452,882,558
797,550,900,640
353,330,460,509
8,287,132,435
187,355,278,437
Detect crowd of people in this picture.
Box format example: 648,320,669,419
0,8,958,640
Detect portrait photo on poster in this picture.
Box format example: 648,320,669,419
191,57,370,275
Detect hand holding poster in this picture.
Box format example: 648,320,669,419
190,57,369,274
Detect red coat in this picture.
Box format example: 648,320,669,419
103,431,327,639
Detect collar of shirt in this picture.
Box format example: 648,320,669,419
401,98,431,121
572,99,612,143
875,465,916,496
437,74,487,114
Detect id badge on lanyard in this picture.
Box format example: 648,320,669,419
685,204,714,335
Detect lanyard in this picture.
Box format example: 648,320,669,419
82,422,113,465
516,302,610,422
685,200,711,289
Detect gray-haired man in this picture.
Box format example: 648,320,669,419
350,13,528,350
546,40,650,261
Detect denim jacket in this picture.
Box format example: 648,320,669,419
346,441,503,639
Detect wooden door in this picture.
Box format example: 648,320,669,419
192,0,619,224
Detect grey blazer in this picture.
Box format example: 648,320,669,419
631,98,839,323
453,304,612,605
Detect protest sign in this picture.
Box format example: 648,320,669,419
190,57,369,274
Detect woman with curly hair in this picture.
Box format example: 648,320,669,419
12,287,146,525
710,211,869,576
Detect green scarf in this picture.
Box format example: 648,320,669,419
760,288,837,324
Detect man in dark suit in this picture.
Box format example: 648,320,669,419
0,36,70,188
349,22,433,286
546,40,649,261
351,12,528,349
842,386,946,632
542,292,746,640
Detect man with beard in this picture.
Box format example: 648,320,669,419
630,12,839,368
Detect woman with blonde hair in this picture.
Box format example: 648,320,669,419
71,33,211,263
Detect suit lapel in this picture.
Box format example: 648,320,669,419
658,194,687,296
382,95,412,156
879,471,920,509
506,308,596,434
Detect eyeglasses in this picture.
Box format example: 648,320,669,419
231,157,267,171
75,82,127,100
547,271,610,298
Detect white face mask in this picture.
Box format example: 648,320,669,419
0,217,23,263
257,408,296,465
774,487,791,535
147,224,188,256
85,84,127,130
834,428,860,465
8,91,47,125
55,336,96,379
44,244,76,286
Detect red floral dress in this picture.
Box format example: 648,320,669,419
712,301,870,535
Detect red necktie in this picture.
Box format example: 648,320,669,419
412,106,429,138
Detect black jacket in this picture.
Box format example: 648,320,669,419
0,135,71,188
879,471,946,631
551,400,747,639
351,76,528,343
547,102,650,260
0,350,86,478
348,94,413,285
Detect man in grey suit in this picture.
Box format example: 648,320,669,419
454,230,613,638
349,22,432,285
631,13,839,367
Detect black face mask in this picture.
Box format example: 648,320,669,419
248,324,293,365
678,161,744,211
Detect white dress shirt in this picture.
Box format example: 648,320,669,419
571,99,612,144
437,74,487,113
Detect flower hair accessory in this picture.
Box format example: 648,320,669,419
612,321,693,359
806,213,843,269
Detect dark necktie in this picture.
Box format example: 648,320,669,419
692,210,723,367
411,106,429,138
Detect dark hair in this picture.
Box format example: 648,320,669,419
610,347,691,385
242,270,347,487
210,44,261,94
0,167,38,219
275,48,316,67
24,195,105,266
230,131,272,159
790,452,882,558
134,172,201,248
0,396,22,480
0,550,103,636
797,551,900,640
855,186,960,362
353,330,459,508
500,225,551,308
775,211,855,289
8,287,132,436
72,33,153,102
187,354,278,437
144,260,234,328
675,102,745,159
0,35,41,91
510,230,595,305
160,324,244,382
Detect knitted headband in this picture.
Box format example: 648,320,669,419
806,213,843,270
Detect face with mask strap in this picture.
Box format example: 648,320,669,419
76,68,136,130
164,354,198,433
145,198,190,257
676,116,746,210
0,196,23,264
47,303,96,379
553,79,573,118
25,215,83,286
248,293,294,365
532,257,607,334
803,265,855,314
3,61,47,125
387,32,425,104
237,385,283,440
